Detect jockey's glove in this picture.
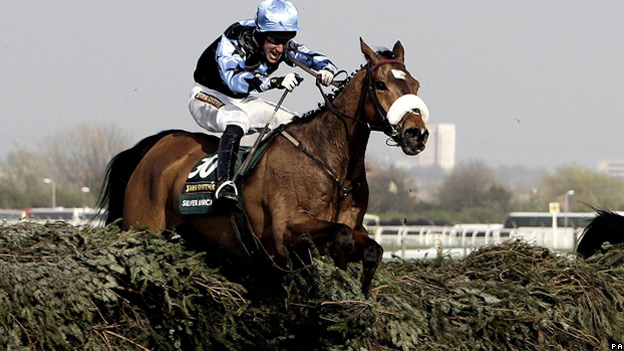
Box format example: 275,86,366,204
317,68,335,86
268,72,302,92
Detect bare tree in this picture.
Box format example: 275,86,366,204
0,123,131,208
366,162,419,215
40,123,131,193
0,148,48,207
437,160,512,213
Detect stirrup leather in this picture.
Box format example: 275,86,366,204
215,180,238,199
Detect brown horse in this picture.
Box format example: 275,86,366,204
98,39,429,295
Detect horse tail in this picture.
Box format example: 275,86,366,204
577,209,624,258
97,129,185,226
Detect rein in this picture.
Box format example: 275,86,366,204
315,61,406,142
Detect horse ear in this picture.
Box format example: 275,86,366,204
360,37,380,65
392,40,405,61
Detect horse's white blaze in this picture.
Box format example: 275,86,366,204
391,69,406,80
386,94,430,125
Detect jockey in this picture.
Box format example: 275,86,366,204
189,0,338,207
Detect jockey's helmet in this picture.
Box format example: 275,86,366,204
255,0,300,33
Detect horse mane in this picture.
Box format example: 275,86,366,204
97,129,186,225
299,48,398,120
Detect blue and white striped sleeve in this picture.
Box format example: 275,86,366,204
216,36,269,94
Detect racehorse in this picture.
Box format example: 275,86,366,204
576,210,624,259
98,39,429,295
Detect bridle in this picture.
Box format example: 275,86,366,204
278,59,417,221
316,59,412,145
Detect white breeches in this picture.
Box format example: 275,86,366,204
188,84,296,134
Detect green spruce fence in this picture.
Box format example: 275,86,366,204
1,221,623,350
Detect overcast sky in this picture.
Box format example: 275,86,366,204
2,1,623,170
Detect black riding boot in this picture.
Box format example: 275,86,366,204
215,125,244,207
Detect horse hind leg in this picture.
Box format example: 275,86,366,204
123,199,167,233
122,166,169,233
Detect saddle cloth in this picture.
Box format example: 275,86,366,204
179,128,281,215
179,153,239,215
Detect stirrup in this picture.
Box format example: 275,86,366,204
215,180,238,199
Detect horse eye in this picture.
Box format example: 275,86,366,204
375,81,388,90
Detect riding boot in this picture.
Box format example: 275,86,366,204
215,125,244,207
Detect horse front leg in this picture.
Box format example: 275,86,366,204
351,227,383,297
285,214,355,270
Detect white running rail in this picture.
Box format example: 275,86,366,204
369,224,583,260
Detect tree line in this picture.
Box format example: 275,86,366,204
366,159,624,225
0,123,131,209
2,123,624,225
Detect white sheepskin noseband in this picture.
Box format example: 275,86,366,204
386,94,429,125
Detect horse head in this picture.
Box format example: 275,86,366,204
360,38,429,155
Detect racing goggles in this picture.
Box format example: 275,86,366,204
264,31,296,45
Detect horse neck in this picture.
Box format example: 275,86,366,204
290,71,371,178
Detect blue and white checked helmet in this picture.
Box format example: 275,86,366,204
255,0,300,32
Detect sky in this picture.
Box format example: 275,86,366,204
2,1,624,171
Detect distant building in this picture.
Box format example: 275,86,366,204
597,159,624,178
417,123,456,170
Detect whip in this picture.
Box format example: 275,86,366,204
233,74,303,181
